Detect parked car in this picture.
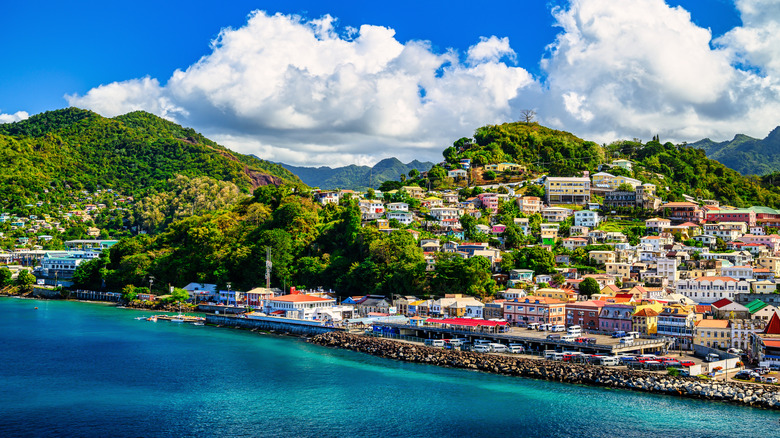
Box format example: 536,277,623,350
734,372,751,380
770,364,780,371
679,360,695,367
763,376,778,384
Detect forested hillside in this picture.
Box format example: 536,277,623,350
0,108,304,210
442,122,780,208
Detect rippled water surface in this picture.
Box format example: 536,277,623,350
1,298,777,437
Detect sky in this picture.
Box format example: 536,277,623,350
2,0,778,167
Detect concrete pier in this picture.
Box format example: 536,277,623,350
206,314,345,336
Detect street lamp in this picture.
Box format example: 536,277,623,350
227,282,232,307
149,275,154,293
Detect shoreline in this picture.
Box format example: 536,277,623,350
309,332,780,411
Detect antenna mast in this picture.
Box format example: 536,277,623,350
265,247,272,290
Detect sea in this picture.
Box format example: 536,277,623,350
0,297,777,438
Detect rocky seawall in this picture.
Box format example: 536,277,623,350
310,332,780,410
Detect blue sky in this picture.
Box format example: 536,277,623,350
1,0,775,167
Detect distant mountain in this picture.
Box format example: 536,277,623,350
276,158,434,190
691,127,780,175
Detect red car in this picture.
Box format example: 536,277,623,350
679,360,695,367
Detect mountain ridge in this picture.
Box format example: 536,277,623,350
274,157,434,190
691,127,780,176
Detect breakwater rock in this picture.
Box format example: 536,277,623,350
310,332,780,410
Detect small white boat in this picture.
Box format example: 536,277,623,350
134,316,146,320
192,321,204,326
147,316,158,322
170,315,185,323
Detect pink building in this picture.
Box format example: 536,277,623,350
662,202,703,224
477,193,500,214
739,234,780,253
705,210,756,226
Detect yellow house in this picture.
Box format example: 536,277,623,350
545,177,591,205
694,319,731,349
535,288,577,303
589,250,617,265
605,262,631,279
401,186,425,199
592,172,615,188
632,308,659,334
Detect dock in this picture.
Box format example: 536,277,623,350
205,314,345,336
374,322,673,355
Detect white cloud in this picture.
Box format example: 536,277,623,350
65,2,780,167
67,11,534,166
0,111,29,124
529,0,780,143
467,36,516,64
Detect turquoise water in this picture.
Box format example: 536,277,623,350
0,298,776,437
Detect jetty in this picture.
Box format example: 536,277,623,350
205,313,345,336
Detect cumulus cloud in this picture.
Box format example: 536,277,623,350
68,11,534,166
528,0,780,143
66,2,780,166
0,111,29,124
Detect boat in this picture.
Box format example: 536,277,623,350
134,316,146,320
192,321,204,326
147,316,157,322
170,316,185,323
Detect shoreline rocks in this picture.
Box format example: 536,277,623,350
309,332,780,410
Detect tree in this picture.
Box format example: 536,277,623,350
616,183,635,192
0,267,12,287
519,109,536,124
122,284,139,302
171,287,190,303
579,277,600,298
366,188,376,200
484,170,496,180
16,271,36,290
408,169,420,180
525,184,545,198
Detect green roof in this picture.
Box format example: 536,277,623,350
749,206,780,215
745,299,769,313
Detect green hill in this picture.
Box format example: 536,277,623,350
691,127,780,176
277,157,434,190
0,108,304,210
445,122,780,208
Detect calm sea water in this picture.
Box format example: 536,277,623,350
0,298,777,437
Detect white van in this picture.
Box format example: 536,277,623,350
473,345,491,353
549,352,566,361
706,353,720,362
560,335,577,342
527,323,540,330
544,350,559,359
619,337,633,345
449,339,466,347
567,325,582,336
424,339,445,347
474,339,491,346
599,356,620,366
552,324,566,332
539,324,551,331
626,331,640,339
489,343,508,353
509,344,524,354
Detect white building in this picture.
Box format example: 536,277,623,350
387,211,413,225
656,257,678,284
387,202,409,212
574,210,600,228
263,294,337,320
721,265,754,281
675,276,751,304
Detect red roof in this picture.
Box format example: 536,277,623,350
272,294,333,303
695,305,711,313
763,340,780,348
426,318,508,327
765,312,780,335
711,298,733,308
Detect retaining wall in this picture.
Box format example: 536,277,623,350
310,332,780,410
206,314,343,336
